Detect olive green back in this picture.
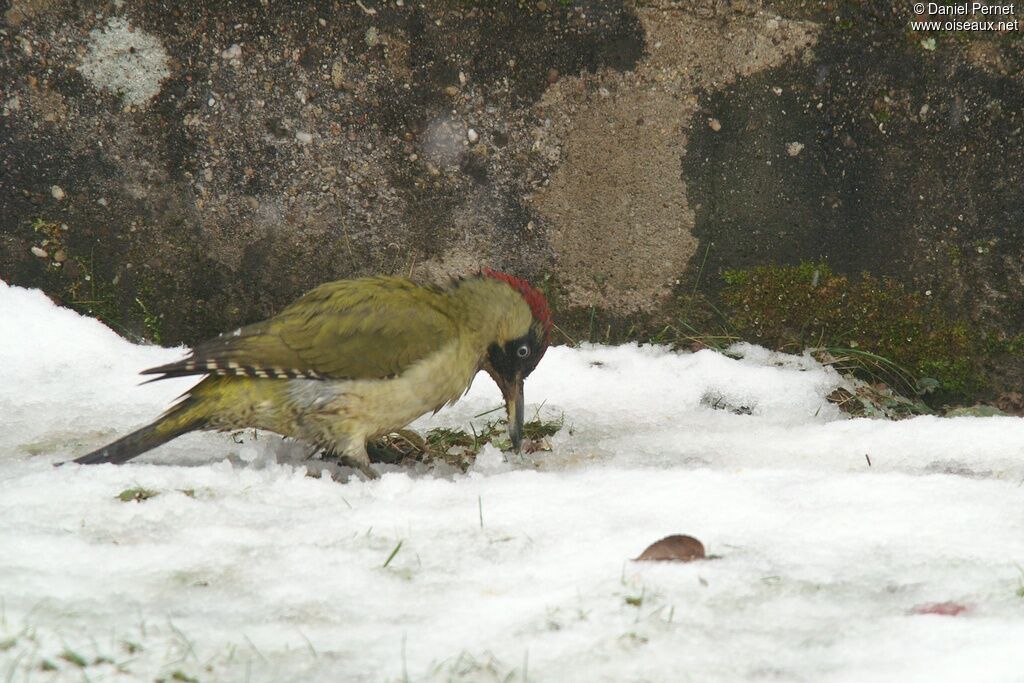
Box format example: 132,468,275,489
151,277,460,380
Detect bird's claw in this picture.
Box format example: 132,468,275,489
338,455,380,480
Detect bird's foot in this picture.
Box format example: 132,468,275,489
316,447,380,480
338,455,380,480
304,460,342,482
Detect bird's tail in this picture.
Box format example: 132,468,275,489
70,403,203,465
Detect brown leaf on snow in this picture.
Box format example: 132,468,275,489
634,535,706,562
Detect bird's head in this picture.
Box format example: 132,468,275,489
479,268,552,453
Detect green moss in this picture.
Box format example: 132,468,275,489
719,262,982,403
117,487,159,502
1006,333,1024,356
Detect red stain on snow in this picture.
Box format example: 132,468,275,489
910,602,970,617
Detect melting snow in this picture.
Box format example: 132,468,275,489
2,281,1023,682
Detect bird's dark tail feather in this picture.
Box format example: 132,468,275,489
69,409,200,466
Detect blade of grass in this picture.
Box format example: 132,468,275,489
383,541,403,568
473,405,504,419
551,321,577,347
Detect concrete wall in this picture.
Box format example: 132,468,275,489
2,0,1020,388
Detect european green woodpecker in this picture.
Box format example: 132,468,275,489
70,270,552,478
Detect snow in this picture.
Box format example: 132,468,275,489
2,280,1023,682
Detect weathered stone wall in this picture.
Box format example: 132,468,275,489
1,0,646,342
684,2,1024,336
1,0,1021,392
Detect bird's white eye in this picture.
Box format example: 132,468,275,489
516,344,530,358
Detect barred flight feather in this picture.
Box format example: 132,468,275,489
198,362,329,380
143,358,333,381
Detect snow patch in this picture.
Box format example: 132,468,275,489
2,281,1024,682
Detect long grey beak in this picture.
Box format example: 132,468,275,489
500,373,525,453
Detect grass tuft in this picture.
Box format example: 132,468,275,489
369,415,564,471
59,649,88,668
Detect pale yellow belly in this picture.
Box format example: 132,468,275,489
284,344,481,451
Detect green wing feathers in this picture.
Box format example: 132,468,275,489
144,277,459,381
